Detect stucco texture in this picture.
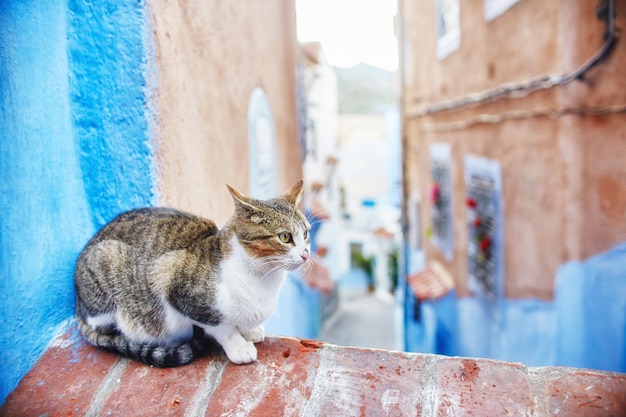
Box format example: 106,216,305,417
0,0,155,404
402,0,626,299
0,2,92,402
150,0,301,225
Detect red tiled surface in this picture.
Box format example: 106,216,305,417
203,337,319,417
307,346,428,416
2,322,626,417
543,368,626,417
435,358,532,416
98,356,215,416
0,325,119,417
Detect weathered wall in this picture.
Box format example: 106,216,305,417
402,0,626,300
403,0,560,109
403,0,566,299
150,0,301,225
0,0,156,404
409,91,563,300
558,1,626,260
69,0,158,226
400,0,626,368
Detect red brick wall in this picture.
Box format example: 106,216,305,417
2,325,625,416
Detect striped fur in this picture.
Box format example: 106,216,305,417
76,310,217,367
74,181,310,367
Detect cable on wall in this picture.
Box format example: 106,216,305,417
420,104,626,132
407,0,619,119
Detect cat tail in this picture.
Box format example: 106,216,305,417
76,314,218,368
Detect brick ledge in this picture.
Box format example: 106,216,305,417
1,322,625,416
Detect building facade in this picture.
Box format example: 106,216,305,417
399,0,626,369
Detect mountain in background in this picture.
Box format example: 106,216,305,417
334,63,399,114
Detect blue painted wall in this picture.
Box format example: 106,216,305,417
68,0,157,227
0,0,155,405
556,242,626,372
404,242,626,371
265,273,322,340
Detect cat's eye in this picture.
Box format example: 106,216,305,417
303,229,309,240
277,232,293,243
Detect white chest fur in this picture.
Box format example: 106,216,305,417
216,237,286,330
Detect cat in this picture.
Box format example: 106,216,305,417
74,180,311,367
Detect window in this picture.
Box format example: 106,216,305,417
465,155,504,301
429,143,454,260
436,0,460,60
248,87,277,199
484,0,520,22
350,243,364,269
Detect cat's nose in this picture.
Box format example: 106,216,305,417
301,249,310,261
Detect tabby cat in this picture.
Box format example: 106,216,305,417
74,180,310,366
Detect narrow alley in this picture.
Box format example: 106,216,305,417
318,271,399,351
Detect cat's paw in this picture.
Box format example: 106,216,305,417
224,341,258,364
242,325,265,343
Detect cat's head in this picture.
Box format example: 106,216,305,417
226,180,311,271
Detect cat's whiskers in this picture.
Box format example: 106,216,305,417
306,208,328,224
254,253,309,277
246,256,289,276
306,219,321,231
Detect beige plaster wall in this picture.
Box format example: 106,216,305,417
401,0,626,299
149,0,301,226
402,0,559,112
407,92,564,300
558,1,626,260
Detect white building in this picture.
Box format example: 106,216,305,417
300,44,402,299
336,109,402,297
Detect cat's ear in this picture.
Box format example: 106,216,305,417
226,184,263,223
281,179,304,206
